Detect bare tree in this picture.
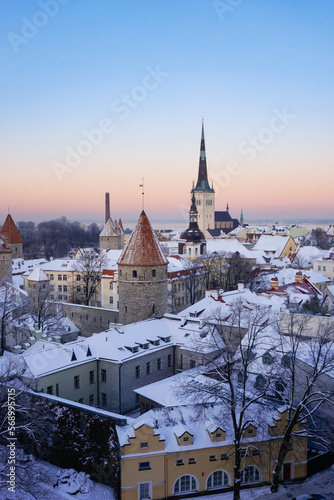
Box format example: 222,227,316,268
0,282,28,356
71,252,108,306
270,312,334,491
178,301,273,500
184,260,206,306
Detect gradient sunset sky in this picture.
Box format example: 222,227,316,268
1,0,334,225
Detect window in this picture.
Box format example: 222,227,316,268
318,265,321,271
139,482,151,499
263,352,273,365
188,458,196,464
282,354,291,368
140,442,148,449
101,393,107,407
275,380,286,393
157,358,161,370
139,462,150,471
109,296,114,304
168,354,172,367
125,305,128,314
47,385,53,395
63,275,67,281
221,453,228,460
240,448,247,457
77,286,81,293
63,285,67,292
58,294,63,300
50,274,54,280
89,370,95,384
183,436,189,442
255,374,266,389
74,375,80,389
247,428,254,435
109,282,113,290
55,383,59,396
174,475,197,494
152,270,156,277
216,432,222,438
242,466,261,484
237,372,244,384
101,369,107,382
133,270,137,278
146,362,150,375
76,275,81,281
176,459,184,466
190,359,196,369
58,274,62,280
207,470,229,489
89,394,94,406
323,266,326,271
209,455,217,461
252,449,260,456
78,398,84,404
58,285,62,292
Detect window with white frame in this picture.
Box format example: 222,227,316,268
174,475,197,495
207,470,229,489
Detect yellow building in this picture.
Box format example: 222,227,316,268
117,405,307,500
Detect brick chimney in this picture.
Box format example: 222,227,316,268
270,276,279,290
295,271,303,283
105,193,110,223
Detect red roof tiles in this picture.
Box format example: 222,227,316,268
117,211,168,267
0,214,23,244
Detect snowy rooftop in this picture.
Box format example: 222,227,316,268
252,235,292,258
117,403,286,452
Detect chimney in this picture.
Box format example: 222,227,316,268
295,271,303,283
180,316,187,327
270,276,279,291
105,193,110,223
238,283,244,291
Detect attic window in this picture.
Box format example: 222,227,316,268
86,346,92,357
149,339,160,346
125,346,139,353
216,432,222,438
183,436,189,442
71,351,77,361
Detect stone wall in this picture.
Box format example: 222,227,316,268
118,264,168,325
0,251,12,283
61,302,119,337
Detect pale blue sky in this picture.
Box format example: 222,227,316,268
1,0,334,223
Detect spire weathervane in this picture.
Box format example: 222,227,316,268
139,178,144,211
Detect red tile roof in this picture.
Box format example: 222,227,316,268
117,211,168,267
0,214,23,244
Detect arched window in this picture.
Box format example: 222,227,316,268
195,248,198,255
207,470,229,490
255,374,266,389
174,475,198,495
242,465,261,484
188,248,191,255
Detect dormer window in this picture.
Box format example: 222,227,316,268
183,436,189,442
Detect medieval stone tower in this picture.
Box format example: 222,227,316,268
193,120,215,237
117,211,168,325
0,214,23,259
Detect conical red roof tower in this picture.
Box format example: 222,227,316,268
118,211,168,267
0,214,23,244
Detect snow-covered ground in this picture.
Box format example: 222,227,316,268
187,465,334,500
0,448,116,500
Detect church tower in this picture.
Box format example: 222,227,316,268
117,211,168,325
178,190,206,259
193,120,215,237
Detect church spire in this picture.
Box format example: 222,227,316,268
194,119,214,193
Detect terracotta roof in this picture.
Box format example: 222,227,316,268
117,211,168,267
0,214,23,244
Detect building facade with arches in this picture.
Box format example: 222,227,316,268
117,405,307,500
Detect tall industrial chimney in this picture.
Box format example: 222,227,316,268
105,193,110,223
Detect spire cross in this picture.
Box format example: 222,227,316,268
139,178,144,211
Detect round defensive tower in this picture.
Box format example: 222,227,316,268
117,211,168,325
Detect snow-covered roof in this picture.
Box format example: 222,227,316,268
117,403,286,452
21,315,221,378
252,235,292,258
27,267,49,282
206,238,255,259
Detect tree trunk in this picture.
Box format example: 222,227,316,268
233,443,241,500
271,411,299,492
